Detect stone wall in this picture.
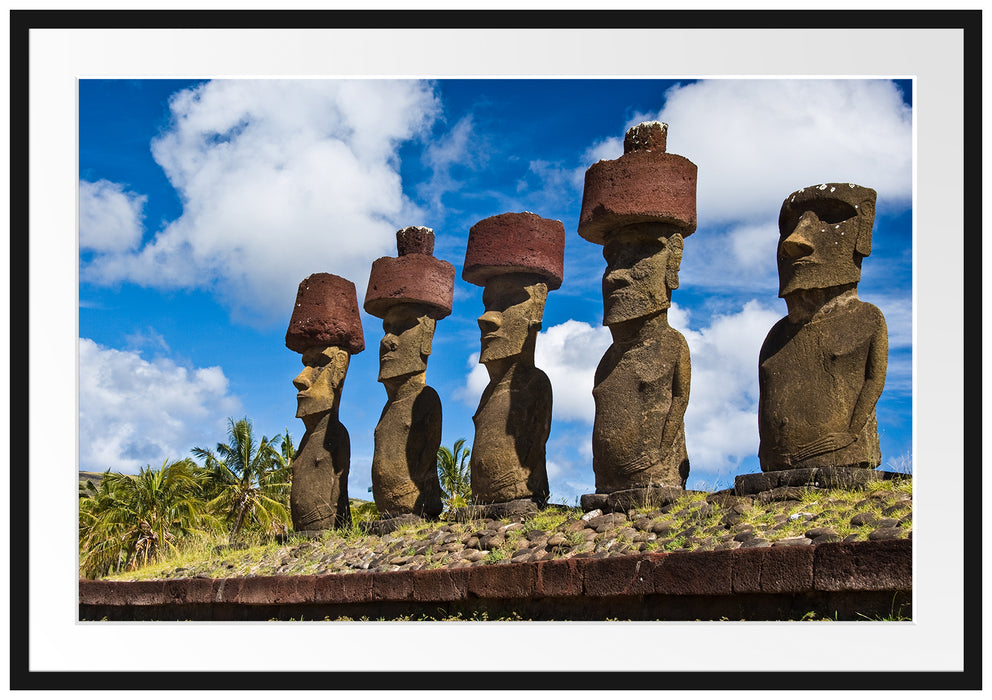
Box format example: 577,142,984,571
79,539,910,621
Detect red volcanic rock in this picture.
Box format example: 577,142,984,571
462,212,565,289
396,225,435,256
578,122,697,245
364,227,455,320
285,273,365,354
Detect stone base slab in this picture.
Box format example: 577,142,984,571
735,467,910,496
358,514,426,536
580,487,703,514
450,498,540,522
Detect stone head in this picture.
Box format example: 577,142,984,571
602,223,684,326
478,272,549,364
293,345,351,419
777,183,877,297
378,302,437,381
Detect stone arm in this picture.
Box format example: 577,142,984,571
660,335,691,457
512,368,553,500
412,386,443,481
848,310,888,437
332,422,352,527
787,308,888,465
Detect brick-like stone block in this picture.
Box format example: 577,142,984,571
730,548,764,594
583,553,660,597
410,567,470,602
468,562,538,599
463,212,565,289
759,545,813,593
78,580,121,607
654,550,733,596
163,577,217,605
232,575,315,605
115,580,166,606
813,540,912,591
535,558,584,598
313,572,374,604
372,570,415,601
286,273,365,354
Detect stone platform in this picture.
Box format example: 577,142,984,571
734,467,910,496
580,486,704,514
450,498,541,522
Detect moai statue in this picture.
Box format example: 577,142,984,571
363,226,455,519
578,121,696,494
285,273,365,532
462,212,565,508
758,183,888,472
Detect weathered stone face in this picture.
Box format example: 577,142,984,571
364,228,452,521
602,224,683,326
582,122,696,495
293,345,350,420
377,303,434,382
759,183,887,473
469,273,552,506
477,273,548,364
290,344,353,532
777,183,876,297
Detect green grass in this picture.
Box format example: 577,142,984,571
92,479,911,581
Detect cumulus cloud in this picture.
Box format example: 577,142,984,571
575,80,912,296
535,320,612,423
418,114,485,212
679,300,782,475
651,79,913,224
79,179,146,252
82,79,441,326
79,338,241,473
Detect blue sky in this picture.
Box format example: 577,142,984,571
78,77,913,502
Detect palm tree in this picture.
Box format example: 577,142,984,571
437,438,472,514
78,459,216,578
192,417,291,543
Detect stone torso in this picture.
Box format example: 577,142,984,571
371,385,443,518
291,415,351,530
470,364,551,505
758,300,884,470
592,326,689,492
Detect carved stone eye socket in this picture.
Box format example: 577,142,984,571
781,199,858,234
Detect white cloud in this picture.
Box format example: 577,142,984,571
79,179,146,252
652,79,913,224
680,300,782,475
83,79,441,326
79,338,241,473
535,320,612,423
418,113,484,212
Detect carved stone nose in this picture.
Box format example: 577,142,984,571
780,223,815,259
381,335,399,352
478,312,501,334
292,369,311,391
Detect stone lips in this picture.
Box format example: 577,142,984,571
578,151,697,245
363,254,455,319
285,273,365,354
462,212,565,290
